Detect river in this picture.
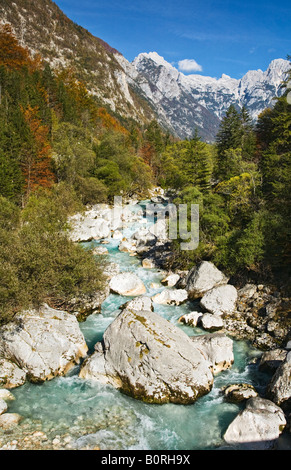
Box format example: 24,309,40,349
2,200,271,451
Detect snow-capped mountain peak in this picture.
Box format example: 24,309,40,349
132,52,290,141
134,52,175,71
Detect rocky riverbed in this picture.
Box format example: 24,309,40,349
0,191,290,450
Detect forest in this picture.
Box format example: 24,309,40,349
0,23,290,325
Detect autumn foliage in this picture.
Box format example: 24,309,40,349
0,23,41,70
21,105,55,199
98,107,129,134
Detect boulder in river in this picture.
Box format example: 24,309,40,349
266,352,291,410
79,309,214,404
200,313,224,331
223,383,258,403
0,304,88,384
200,284,238,316
223,397,286,449
185,261,229,299
109,272,147,297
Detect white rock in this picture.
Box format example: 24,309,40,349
185,261,229,299
200,284,238,316
152,289,188,305
79,309,214,404
0,359,27,389
0,413,22,430
132,229,157,254
200,313,224,331
191,333,234,374
0,398,8,415
149,219,168,240
161,273,180,287
109,272,146,296
119,238,137,253
179,311,203,327
120,296,153,312
69,212,111,242
92,246,108,255
112,230,123,239
267,355,291,407
0,390,15,401
0,304,88,384
223,397,286,449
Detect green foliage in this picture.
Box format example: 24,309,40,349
167,71,291,281
157,133,214,191
0,189,106,326
215,105,256,180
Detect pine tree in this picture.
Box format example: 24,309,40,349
182,131,213,191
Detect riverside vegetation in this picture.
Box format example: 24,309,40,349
0,25,290,326
0,25,291,450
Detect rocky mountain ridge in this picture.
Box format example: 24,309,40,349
0,0,290,141
131,52,290,140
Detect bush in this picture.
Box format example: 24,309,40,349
0,189,106,326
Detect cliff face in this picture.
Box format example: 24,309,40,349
0,0,155,124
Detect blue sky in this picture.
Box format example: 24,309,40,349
54,0,291,79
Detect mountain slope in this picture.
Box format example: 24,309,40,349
0,0,155,125
132,52,290,141
0,0,289,141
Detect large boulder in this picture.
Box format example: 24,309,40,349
109,272,146,297
79,309,214,404
185,261,229,299
200,284,238,316
223,397,286,449
266,352,291,410
0,304,88,384
190,333,234,374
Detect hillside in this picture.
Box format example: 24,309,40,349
0,0,155,125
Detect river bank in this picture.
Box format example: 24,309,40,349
0,194,290,450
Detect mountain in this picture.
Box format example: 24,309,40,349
0,0,289,141
0,0,155,125
132,52,290,141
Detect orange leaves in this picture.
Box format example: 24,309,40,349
97,108,129,135
21,105,55,199
0,24,42,71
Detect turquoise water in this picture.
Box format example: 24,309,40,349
4,202,271,450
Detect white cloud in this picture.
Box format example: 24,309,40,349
178,59,203,73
